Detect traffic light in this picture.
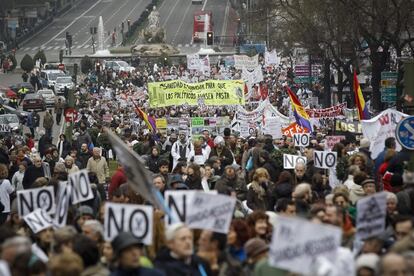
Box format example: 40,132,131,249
206,31,213,45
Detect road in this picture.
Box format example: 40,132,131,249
15,0,152,62
158,0,233,51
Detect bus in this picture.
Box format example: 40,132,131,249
193,11,213,43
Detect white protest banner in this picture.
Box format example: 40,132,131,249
68,169,93,204
293,133,310,147
164,190,218,225
356,192,387,240
234,54,259,70
24,209,53,234
187,53,201,70
242,66,264,85
314,151,337,169
283,154,307,169
17,186,55,217
185,192,235,234
269,216,342,274
264,50,280,66
362,109,408,159
325,136,346,150
104,202,153,244
54,184,72,228
263,117,282,139
0,124,11,133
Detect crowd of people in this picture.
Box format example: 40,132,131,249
0,55,412,276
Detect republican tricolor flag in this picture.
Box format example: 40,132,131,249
353,70,370,120
131,100,157,133
286,86,313,132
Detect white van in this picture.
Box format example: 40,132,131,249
40,70,66,90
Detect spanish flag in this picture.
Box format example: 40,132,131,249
286,86,313,132
353,70,370,120
132,100,157,133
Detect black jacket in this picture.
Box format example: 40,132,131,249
78,151,91,169
147,155,160,173
209,146,234,168
110,267,165,276
154,248,212,276
23,165,45,189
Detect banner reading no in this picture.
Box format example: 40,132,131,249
148,80,246,107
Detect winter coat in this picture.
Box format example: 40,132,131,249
78,151,91,169
43,113,54,129
268,182,293,210
110,267,165,276
82,264,110,276
185,176,202,190
262,161,280,183
209,146,234,168
154,248,212,276
22,165,45,189
246,181,270,211
215,175,247,201
147,155,160,173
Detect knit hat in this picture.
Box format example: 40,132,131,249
360,138,370,149
361,179,376,187
111,232,143,257
244,238,269,259
356,253,379,271
76,205,94,218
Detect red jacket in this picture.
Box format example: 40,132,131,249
108,167,127,198
26,138,35,150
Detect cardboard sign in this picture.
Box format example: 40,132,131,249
68,169,93,204
17,186,55,217
293,133,310,147
269,216,342,274
54,184,72,228
0,124,11,133
24,209,53,234
314,151,337,169
283,123,308,138
283,154,307,169
164,190,217,225
155,118,167,129
186,192,236,234
356,192,387,240
104,202,153,244
263,118,282,139
325,136,346,150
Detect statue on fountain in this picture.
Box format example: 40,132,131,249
144,6,165,43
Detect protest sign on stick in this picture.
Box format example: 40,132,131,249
314,151,337,169
24,209,53,234
356,192,387,240
17,186,55,217
269,216,342,274
293,133,310,147
68,169,93,204
283,154,307,169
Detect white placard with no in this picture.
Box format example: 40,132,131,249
314,151,337,169
293,133,310,147
186,192,236,234
54,184,72,228
24,209,53,234
283,154,307,169
17,186,55,217
269,216,342,274
68,169,94,204
104,202,153,244
356,192,387,240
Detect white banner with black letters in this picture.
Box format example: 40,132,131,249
293,133,310,147
24,209,53,234
356,192,387,240
314,151,337,169
17,186,55,217
269,216,342,274
104,202,153,244
283,154,307,169
68,169,94,204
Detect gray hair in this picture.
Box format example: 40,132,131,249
165,223,187,241
83,220,104,237
385,191,398,203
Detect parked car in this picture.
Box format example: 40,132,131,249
4,105,29,124
40,70,66,90
37,89,56,107
104,60,135,73
55,76,75,94
0,114,20,131
22,94,46,111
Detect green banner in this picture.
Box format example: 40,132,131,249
148,80,245,107
191,117,205,127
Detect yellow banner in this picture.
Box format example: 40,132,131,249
155,118,167,129
148,80,245,107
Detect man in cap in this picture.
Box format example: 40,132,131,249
111,232,165,276
361,179,376,196
154,223,211,276
209,135,234,169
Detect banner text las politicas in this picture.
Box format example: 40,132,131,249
148,80,245,107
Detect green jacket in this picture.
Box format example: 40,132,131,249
254,259,289,276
